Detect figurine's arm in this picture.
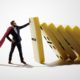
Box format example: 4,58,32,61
16,22,30,29
7,36,12,42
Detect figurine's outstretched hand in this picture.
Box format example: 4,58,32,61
29,18,31,24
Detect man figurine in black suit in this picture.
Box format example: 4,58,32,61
7,20,30,64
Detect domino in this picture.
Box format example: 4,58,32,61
72,26,80,47
48,23,76,61
65,26,80,60
65,26,80,56
30,17,45,64
41,23,68,61
57,25,80,60
40,24,61,60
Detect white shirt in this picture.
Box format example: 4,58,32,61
14,27,18,34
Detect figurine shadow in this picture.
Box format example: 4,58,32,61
0,63,34,68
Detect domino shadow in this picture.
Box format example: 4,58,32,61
45,60,80,67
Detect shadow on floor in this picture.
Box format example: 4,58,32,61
45,60,80,67
0,63,34,68
0,60,80,68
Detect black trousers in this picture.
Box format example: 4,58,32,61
9,42,24,62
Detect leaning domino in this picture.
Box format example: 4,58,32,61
30,17,45,64
48,23,76,61
41,23,68,61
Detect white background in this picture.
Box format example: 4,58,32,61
0,0,80,80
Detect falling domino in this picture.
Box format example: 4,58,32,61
40,24,61,60
41,23,68,61
65,26,80,60
65,26,80,55
30,17,45,64
72,26,80,47
57,25,80,60
48,23,76,61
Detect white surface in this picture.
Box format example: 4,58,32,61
0,64,80,80
0,0,80,80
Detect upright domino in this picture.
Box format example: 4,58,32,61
30,17,45,64
41,23,68,61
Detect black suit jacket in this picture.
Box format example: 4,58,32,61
7,23,29,43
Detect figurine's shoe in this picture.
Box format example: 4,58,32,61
21,61,26,64
8,61,12,64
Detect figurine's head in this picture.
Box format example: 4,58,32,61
10,20,17,27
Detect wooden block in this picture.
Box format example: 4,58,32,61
48,23,76,60
57,25,80,59
30,17,45,64
40,24,60,60
41,23,68,61
65,26,80,56
72,26,80,47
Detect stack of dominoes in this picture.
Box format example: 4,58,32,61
30,17,80,65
